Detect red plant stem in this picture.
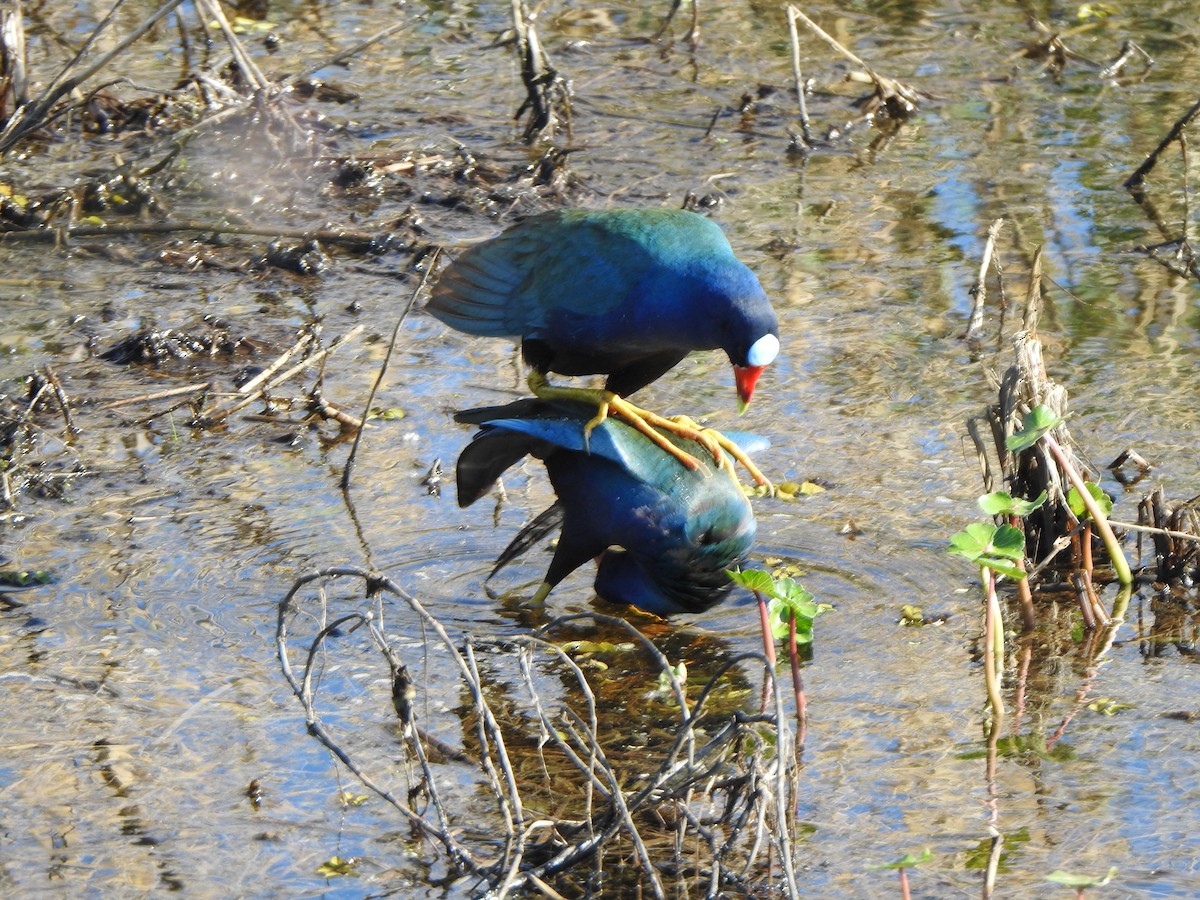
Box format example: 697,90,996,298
755,591,777,710
900,868,911,900
788,613,807,742
755,591,777,667
1082,522,1094,576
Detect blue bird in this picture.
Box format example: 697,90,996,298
429,208,779,485
454,399,759,616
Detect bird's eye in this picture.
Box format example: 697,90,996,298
746,333,779,367
699,528,719,545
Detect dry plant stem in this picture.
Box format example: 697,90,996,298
278,603,482,871
0,0,188,154
786,4,920,109
277,567,517,876
195,0,268,91
235,330,315,398
197,324,364,425
1041,432,1132,586
1013,560,1036,632
0,219,391,247
982,826,1003,900
1110,518,1200,545
287,21,409,84
785,7,813,146
342,252,438,491
0,3,29,112
1071,568,1096,631
98,382,212,410
652,0,699,45
966,218,1005,344
1124,94,1200,192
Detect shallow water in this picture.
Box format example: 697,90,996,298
2,0,1199,896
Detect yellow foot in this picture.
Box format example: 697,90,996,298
527,372,773,491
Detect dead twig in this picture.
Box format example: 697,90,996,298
785,6,813,149
0,219,399,251
277,569,801,897
1124,95,1200,193
195,324,363,426
512,0,571,144
0,0,188,155
964,219,1005,346
342,249,440,491
786,5,923,120
97,383,212,410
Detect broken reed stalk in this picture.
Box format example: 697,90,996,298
194,0,268,91
966,235,1131,633
0,2,29,119
785,6,813,147
195,324,363,426
511,0,570,144
785,4,921,115
965,218,1005,346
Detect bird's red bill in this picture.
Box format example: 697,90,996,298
733,364,765,412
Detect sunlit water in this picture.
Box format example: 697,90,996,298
1,1,1199,896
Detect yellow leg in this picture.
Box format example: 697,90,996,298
527,372,773,491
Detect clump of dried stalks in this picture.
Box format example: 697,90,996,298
277,565,801,898
965,221,1200,632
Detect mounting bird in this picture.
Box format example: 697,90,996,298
428,208,779,485
455,399,759,616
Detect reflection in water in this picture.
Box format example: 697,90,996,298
1,0,1200,897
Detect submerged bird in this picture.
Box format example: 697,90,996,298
429,208,779,484
455,399,759,616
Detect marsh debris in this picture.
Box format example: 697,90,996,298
100,318,259,367
277,567,801,898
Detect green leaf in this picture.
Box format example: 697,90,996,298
990,524,1026,560
977,490,1048,517
1067,482,1113,519
316,855,359,877
1045,866,1117,888
948,524,1025,570
1087,697,1133,716
370,406,406,421
1006,405,1064,453
871,848,933,870
727,567,776,594
733,568,825,642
